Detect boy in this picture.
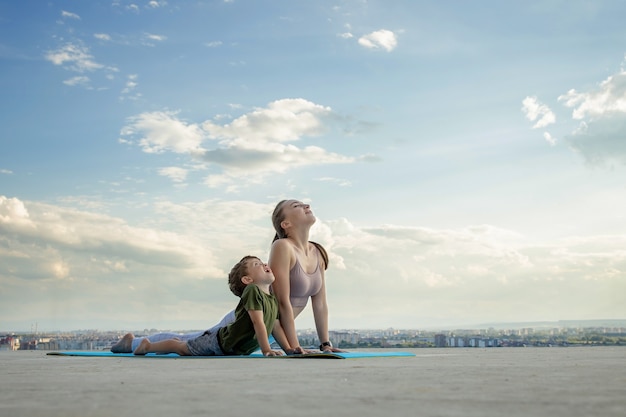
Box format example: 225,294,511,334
133,256,285,357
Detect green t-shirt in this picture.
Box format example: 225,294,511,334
218,284,279,355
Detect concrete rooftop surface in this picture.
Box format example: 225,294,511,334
2,346,625,417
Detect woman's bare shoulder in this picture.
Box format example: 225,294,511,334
270,239,296,272
271,238,295,254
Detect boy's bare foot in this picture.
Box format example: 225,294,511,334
133,338,150,355
111,333,134,353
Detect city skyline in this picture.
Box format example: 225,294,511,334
3,318,626,336
3,319,625,353
1,1,626,332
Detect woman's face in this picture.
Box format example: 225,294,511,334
281,200,316,226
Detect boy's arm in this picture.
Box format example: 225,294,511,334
248,309,282,356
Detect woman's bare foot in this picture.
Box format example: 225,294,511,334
133,338,151,355
110,333,134,353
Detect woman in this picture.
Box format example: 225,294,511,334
269,199,343,353
112,199,342,354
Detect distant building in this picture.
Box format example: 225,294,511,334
0,335,21,351
330,331,359,347
434,334,447,348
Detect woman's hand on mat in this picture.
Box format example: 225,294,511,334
328,347,347,353
263,350,284,357
285,346,305,355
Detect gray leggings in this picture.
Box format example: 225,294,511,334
130,309,236,351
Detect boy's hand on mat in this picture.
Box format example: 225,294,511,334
264,350,283,357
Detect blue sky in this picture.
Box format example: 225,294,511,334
1,0,625,332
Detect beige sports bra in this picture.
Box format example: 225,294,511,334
288,251,323,308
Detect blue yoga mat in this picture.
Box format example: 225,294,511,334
47,350,415,359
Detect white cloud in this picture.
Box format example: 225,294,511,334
121,99,357,189
61,11,80,20
146,33,167,42
0,196,31,225
1,169,13,175
143,33,167,46
121,110,206,154
0,196,223,282
123,79,138,92
159,167,188,183
564,116,626,166
2,195,625,330
321,219,626,328
51,260,70,279
523,60,626,166
543,131,557,146
556,68,626,166
358,29,398,52
120,74,140,100
558,70,626,120
522,96,556,129
63,76,90,87
202,145,353,190
94,33,112,41
0,196,280,330
148,1,167,8
202,98,332,146
200,99,354,187
205,41,223,47
45,43,104,73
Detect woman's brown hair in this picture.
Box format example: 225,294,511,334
271,200,329,270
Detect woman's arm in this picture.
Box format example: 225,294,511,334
310,248,345,353
311,270,330,350
271,319,300,354
269,239,301,351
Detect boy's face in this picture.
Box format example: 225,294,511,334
245,258,275,285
